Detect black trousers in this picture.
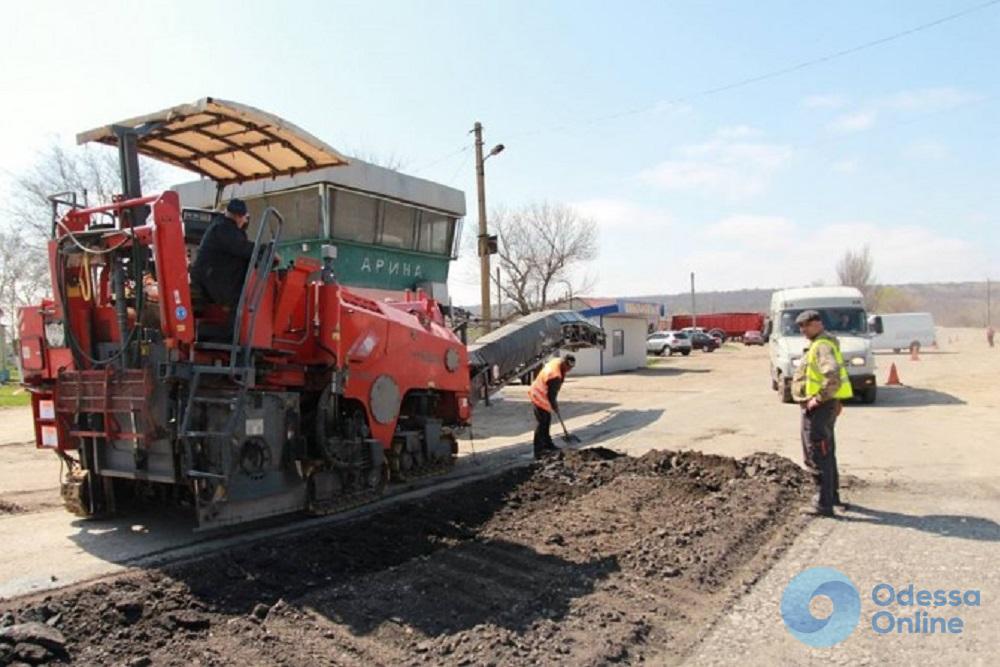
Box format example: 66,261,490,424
533,405,556,455
800,401,840,511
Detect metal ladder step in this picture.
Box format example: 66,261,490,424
190,365,250,376
191,396,239,406
181,430,233,439
186,470,227,480
194,342,239,352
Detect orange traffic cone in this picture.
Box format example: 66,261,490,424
909,344,920,361
886,363,902,386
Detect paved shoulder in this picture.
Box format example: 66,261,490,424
686,485,1000,666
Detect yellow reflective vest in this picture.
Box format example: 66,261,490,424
804,336,854,400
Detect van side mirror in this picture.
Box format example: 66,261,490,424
762,319,772,342
871,316,884,335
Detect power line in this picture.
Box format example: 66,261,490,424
445,150,474,188
409,144,471,175
508,0,1000,140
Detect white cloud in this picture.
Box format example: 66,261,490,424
572,198,674,232
650,100,695,116
802,94,847,110
882,87,982,113
678,216,987,291
828,110,878,133
703,215,797,249
830,159,859,174
714,125,761,139
819,223,983,283
640,128,793,198
825,86,981,134
901,140,950,161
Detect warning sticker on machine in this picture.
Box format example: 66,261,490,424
245,418,264,436
39,400,55,420
41,425,58,448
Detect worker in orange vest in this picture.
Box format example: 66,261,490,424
528,354,576,458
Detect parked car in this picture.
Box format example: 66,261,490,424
743,330,764,346
646,331,692,356
682,326,726,343
689,331,720,352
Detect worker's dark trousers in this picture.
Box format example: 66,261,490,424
801,401,839,512
830,421,841,505
533,406,556,456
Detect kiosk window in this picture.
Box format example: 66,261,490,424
380,201,416,249
243,188,322,241
331,190,378,243
417,211,453,255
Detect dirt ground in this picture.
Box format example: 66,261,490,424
0,448,809,666
1,327,998,664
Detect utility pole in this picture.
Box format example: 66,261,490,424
988,277,992,327
472,121,504,332
690,272,697,329
495,267,502,325
474,122,491,330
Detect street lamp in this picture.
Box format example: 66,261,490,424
472,122,504,331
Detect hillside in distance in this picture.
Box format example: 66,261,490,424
629,282,994,328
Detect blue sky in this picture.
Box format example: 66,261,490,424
1,0,997,303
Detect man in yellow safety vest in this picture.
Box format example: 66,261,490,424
528,354,576,459
791,310,853,517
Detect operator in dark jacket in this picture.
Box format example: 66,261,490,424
191,199,256,307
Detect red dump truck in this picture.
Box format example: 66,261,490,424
669,313,765,341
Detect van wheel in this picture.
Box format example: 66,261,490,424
893,348,900,354
681,350,691,356
861,385,877,404
909,341,921,355
771,376,778,391
781,378,793,403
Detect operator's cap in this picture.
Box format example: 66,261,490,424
795,310,822,325
226,198,248,216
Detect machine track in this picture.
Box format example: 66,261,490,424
309,457,456,517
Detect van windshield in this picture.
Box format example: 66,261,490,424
779,308,868,336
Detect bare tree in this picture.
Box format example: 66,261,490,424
8,142,162,246
835,245,876,307
344,147,409,172
491,202,598,315
0,141,164,327
0,226,50,330
872,285,918,313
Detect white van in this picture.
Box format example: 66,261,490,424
869,312,936,353
765,286,883,404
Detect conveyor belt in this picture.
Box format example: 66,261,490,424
467,310,605,402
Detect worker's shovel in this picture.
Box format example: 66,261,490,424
555,410,582,445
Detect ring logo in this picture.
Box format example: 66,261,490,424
781,567,861,647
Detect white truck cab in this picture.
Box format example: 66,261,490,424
765,286,883,404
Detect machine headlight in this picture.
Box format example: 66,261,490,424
850,356,866,366
791,357,802,368
44,322,66,348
